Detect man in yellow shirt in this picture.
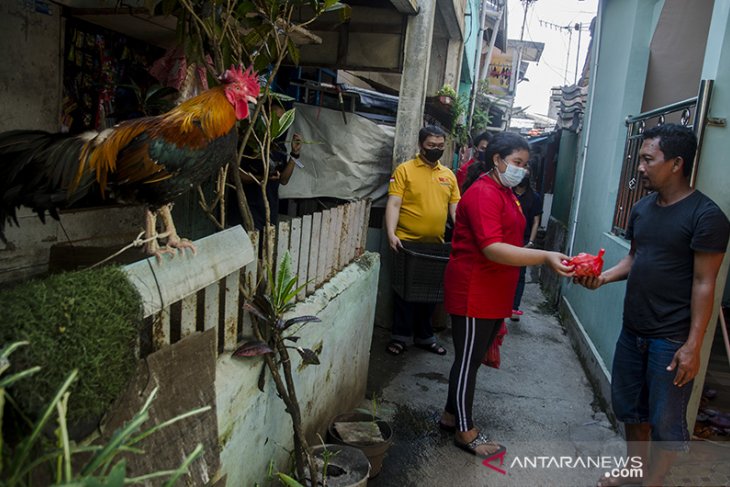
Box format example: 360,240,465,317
385,125,460,356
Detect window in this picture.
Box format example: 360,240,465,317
611,105,697,238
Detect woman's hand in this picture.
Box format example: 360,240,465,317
545,251,575,277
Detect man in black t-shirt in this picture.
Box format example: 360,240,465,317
577,124,729,487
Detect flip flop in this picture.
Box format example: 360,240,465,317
454,431,505,458
414,342,447,355
439,421,456,433
386,340,407,356
431,411,456,432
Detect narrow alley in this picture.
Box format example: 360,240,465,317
366,268,730,486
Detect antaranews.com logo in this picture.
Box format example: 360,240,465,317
482,450,643,480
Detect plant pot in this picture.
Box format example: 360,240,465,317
306,444,370,487
438,95,453,106
327,412,394,478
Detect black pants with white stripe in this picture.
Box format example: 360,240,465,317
445,315,502,432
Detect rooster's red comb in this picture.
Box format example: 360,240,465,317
221,65,257,85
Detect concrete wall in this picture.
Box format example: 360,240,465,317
560,0,660,375
686,0,730,422
427,35,450,95
460,0,482,86
640,0,714,112
216,252,380,487
0,4,145,283
0,1,63,132
559,0,730,425
551,131,579,226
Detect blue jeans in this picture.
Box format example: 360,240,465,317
611,328,692,451
513,266,527,310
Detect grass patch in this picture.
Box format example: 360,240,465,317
0,266,142,425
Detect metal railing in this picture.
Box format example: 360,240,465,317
611,80,713,237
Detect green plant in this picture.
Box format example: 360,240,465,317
0,341,209,486
0,266,142,425
316,440,340,487
119,82,180,116
277,472,305,487
437,83,458,99
450,93,470,146
472,104,492,132
150,0,351,272
233,252,322,484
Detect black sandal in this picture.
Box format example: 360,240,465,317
454,432,506,458
414,342,447,355
386,340,407,356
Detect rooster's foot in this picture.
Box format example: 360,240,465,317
165,236,197,255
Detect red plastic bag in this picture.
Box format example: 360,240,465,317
482,321,508,369
562,248,606,277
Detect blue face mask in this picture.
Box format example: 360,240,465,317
496,158,528,188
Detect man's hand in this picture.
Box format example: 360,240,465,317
666,343,701,387
270,170,281,181
291,133,302,155
573,274,607,290
388,234,403,252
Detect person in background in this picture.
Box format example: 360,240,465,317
510,171,542,321
229,104,302,231
576,124,729,487
438,131,573,457
385,125,460,357
456,131,491,191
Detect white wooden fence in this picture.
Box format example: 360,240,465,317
123,199,371,355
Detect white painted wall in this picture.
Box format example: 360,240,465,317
215,253,380,486
0,4,148,284
0,1,62,132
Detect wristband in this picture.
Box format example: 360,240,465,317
290,151,300,158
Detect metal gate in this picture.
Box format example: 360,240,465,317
611,79,715,237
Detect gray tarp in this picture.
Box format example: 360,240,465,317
279,103,394,206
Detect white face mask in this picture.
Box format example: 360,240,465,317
496,158,528,188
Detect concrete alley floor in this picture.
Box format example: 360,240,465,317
360,267,730,486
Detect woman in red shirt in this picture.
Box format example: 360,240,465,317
455,131,491,191
439,132,574,457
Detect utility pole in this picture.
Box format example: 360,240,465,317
509,0,536,128
469,0,505,132
574,22,583,84
468,0,491,131
564,27,572,85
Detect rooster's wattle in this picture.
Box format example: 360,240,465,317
0,65,260,256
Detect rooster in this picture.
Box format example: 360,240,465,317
0,65,260,256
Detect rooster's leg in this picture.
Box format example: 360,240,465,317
144,208,176,259
144,209,160,255
159,204,197,255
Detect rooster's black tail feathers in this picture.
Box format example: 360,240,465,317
0,130,93,243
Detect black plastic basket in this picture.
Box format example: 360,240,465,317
392,241,451,302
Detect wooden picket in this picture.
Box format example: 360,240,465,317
307,212,321,295
124,200,370,357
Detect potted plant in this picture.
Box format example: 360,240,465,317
278,444,370,487
326,398,394,478
437,83,458,105
233,253,369,486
